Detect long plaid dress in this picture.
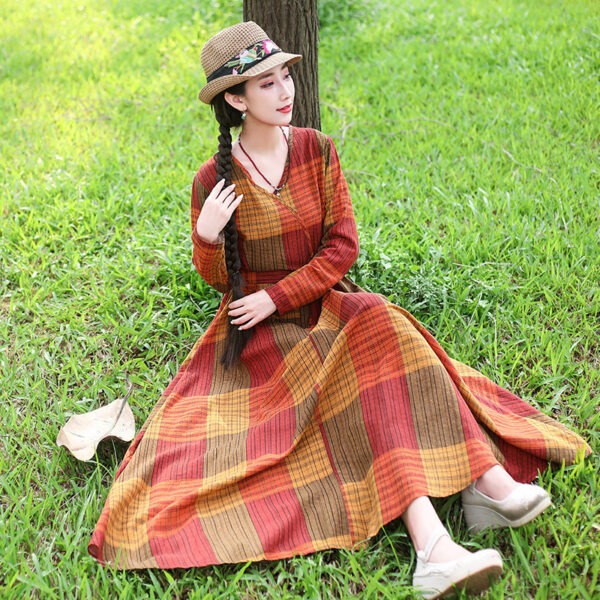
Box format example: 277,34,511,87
89,127,590,569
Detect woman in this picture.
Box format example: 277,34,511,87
89,22,590,599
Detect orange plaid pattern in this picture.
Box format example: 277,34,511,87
89,128,590,569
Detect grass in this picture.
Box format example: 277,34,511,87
1,0,598,597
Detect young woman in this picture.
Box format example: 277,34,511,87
89,22,590,598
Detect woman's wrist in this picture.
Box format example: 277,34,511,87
195,225,223,244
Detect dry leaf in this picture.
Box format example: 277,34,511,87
57,382,135,461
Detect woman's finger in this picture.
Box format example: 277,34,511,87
224,196,243,219
227,193,243,208
238,317,258,330
217,186,236,203
208,181,233,202
231,313,252,326
208,178,226,197
228,305,247,317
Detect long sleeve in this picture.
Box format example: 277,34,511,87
190,173,229,293
265,137,359,315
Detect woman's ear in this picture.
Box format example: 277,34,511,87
224,92,246,113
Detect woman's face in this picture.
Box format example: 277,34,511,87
228,64,295,127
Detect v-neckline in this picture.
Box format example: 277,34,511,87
232,126,294,197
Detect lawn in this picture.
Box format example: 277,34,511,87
1,0,598,598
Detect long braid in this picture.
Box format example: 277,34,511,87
212,88,252,368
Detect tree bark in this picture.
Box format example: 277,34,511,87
243,0,320,130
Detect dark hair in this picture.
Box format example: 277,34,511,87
210,83,253,368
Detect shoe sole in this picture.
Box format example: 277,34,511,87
415,552,503,599
463,495,552,533
432,563,503,598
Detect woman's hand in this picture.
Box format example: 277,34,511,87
228,290,277,330
195,178,243,243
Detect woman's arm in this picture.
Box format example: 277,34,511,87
190,174,233,293
265,137,359,315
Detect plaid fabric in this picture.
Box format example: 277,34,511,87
89,128,590,569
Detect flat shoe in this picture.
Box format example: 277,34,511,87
462,482,551,533
413,527,503,599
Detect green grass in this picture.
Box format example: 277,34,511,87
1,0,598,597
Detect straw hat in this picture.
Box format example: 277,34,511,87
199,21,302,104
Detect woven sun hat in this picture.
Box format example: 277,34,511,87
199,21,302,104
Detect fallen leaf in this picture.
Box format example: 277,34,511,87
57,381,135,461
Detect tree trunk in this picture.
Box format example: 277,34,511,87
243,0,320,130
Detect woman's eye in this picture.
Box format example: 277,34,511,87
261,82,273,88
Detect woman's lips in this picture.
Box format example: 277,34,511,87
277,104,293,113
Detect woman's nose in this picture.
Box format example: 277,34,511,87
280,80,293,99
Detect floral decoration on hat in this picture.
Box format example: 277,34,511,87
208,39,282,81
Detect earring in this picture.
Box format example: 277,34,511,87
241,111,247,121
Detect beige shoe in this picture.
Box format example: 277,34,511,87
412,527,503,599
462,482,551,534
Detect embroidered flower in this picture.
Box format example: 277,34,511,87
262,39,277,54
238,48,258,64
221,39,281,75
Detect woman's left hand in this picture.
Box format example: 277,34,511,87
228,290,277,330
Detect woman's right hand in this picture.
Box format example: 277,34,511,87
195,179,243,243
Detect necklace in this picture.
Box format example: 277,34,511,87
238,127,290,196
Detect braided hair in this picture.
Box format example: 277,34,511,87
211,83,253,368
